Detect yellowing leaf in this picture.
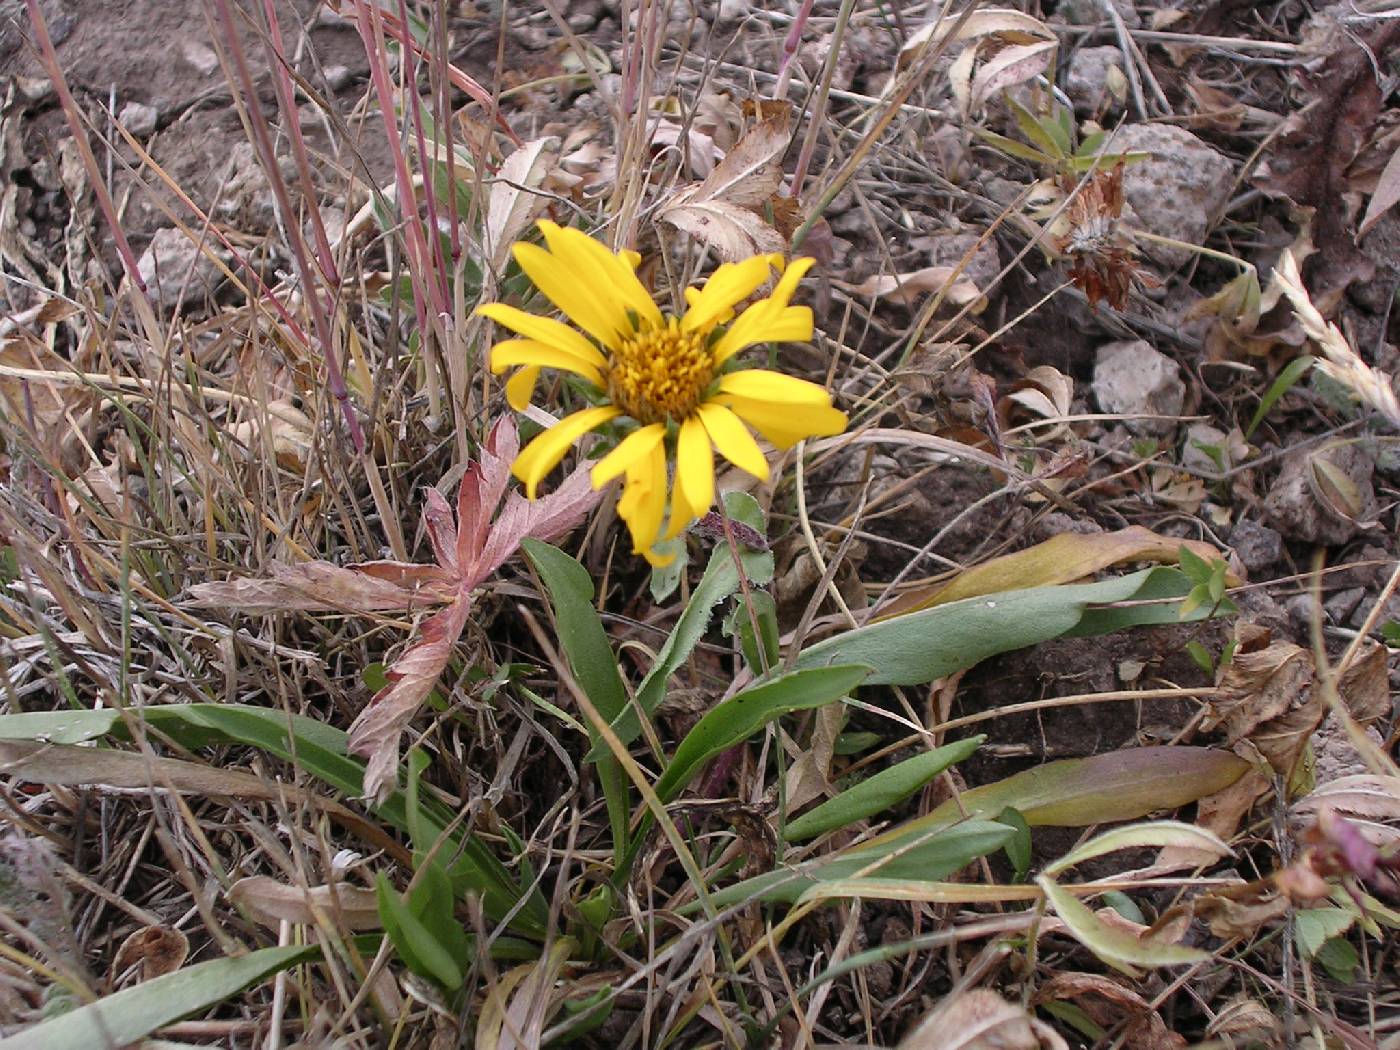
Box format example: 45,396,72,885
878,525,1237,619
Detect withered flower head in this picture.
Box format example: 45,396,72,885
1053,162,1156,311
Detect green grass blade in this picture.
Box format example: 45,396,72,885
1246,354,1314,439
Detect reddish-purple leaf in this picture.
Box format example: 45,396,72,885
348,594,473,801
459,417,521,570
423,486,458,576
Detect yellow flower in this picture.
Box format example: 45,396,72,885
479,221,847,564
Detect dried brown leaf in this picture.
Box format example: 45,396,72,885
900,988,1068,1050
0,740,398,848
186,561,451,615
110,926,188,987
1358,142,1400,238
657,114,790,259
1036,973,1185,1050
486,138,554,276
1254,19,1400,304
837,267,985,310
227,876,381,931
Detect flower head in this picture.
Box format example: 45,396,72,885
1052,162,1157,311
478,221,846,563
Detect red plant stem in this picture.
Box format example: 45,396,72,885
339,0,521,149
354,0,440,341
432,0,461,261
211,0,365,453
397,0,451,313
260,0,341,287
776,0,814,88
24,0,149,295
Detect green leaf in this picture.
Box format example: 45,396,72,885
724,589,780,674
1038,875,1209,974
1186,641,1214,675
1009,96,1068,159
1043,820,1232,878
620,495,775,749
706,820,1013,908
1101,890,1145,925
1246,355,1314,440
648,538,688,602
377,873,464,990
654,665,869,804
1314,935,1359,982
972,126,1055,166
1295,906,1356,960
785,736,983,841
997,807,1032,883
522,539,631,860
1177,545,1210,583
859,746,1250,852
0,944,320,1050
794,569,1209,687
521,540,629,729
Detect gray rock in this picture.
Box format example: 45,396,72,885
1325,587,1366,624
136,227,225,312
1229,519,1283,575
1065,46,1125,115
1263,445,1377,546
181,40,219,77
117,101,158,138
324,65,354,92
1092,339,1185,435
1056,0,1142,28
1111,124,1235,269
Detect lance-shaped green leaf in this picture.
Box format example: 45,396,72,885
0,944,321,1050
856,746,1250,855
794,568,1212,686
654,665,870,804
521,539,631,859
700,820,1014,909
784,736,984,841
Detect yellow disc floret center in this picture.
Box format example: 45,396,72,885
606,317,714,425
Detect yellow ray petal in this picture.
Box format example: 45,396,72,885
711,303,814,364
505,366,541,411
717,369,833,405
512,242,630,350
490,339,604,388
618,441,669,562
667,414,714,538
591,423,666,488
696,402,769,481
512,405,621,498
718,394,847,449
768,256,816,310
478,303,604,364
537,221,661,335
680,254,778,333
